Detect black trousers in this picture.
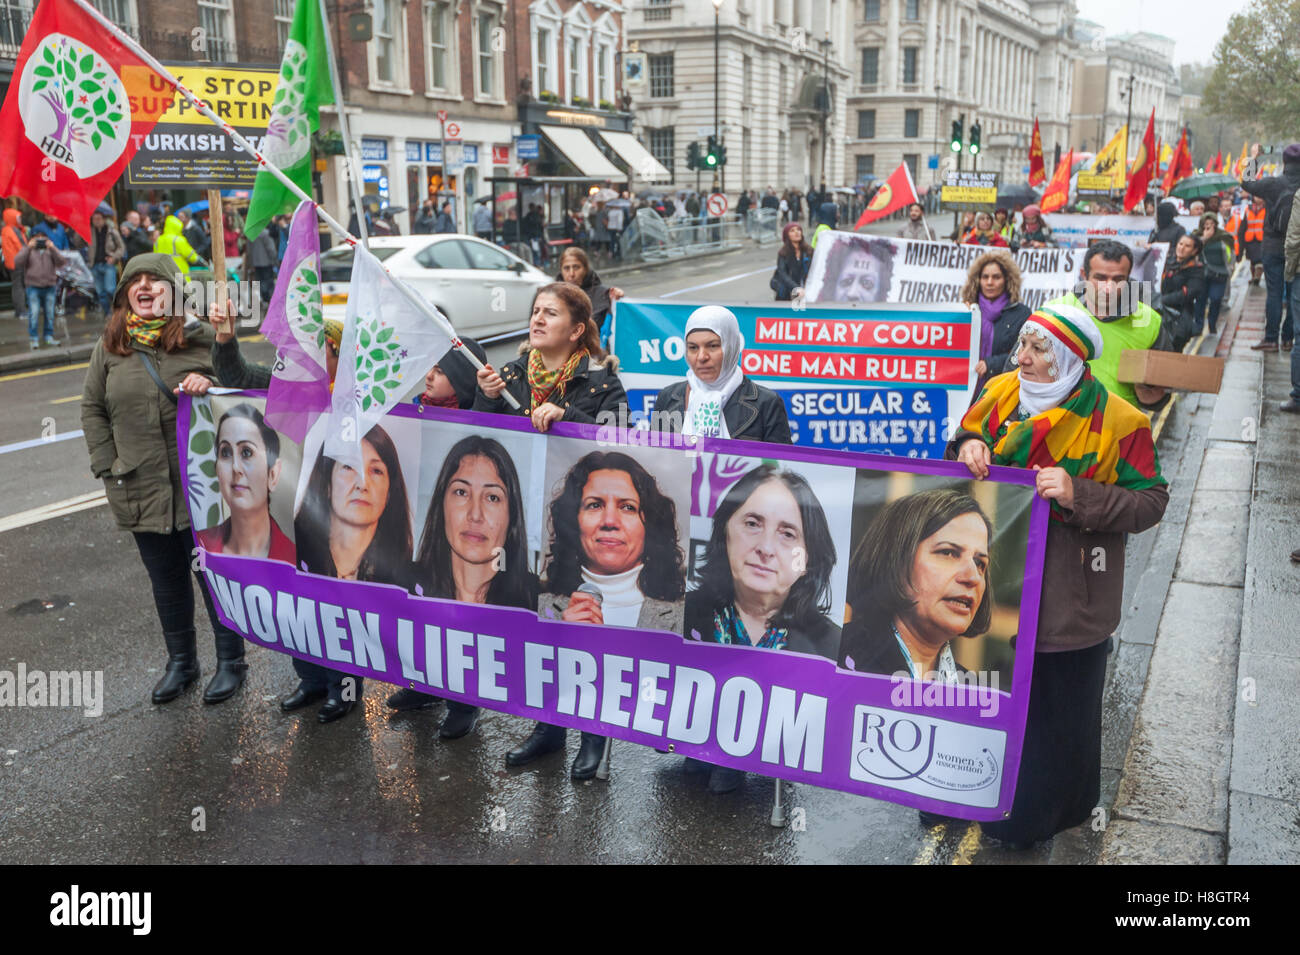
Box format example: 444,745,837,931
982,639,1109,845
132,530,243,659
292,657,362,701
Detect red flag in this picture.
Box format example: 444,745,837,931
1040,148,1073,213
1123,109,1156,212
1028,118,1045,187
1161,128,1193,193
854,161,919,229
0,0,172,239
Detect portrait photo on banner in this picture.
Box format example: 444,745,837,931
187,393,304,565
807,233,899,304
535,437,691,635
410,417,545,611
837,469,1032,693
293,413,422,588
684,451,855,661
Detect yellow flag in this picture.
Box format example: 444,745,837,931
1084,126,1128,192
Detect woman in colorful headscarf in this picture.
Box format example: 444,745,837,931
948,304,1169,848
652,305,791,443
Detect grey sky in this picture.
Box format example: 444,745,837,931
1074,0,1253,66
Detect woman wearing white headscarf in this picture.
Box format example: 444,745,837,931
652,305,792,443
947,303,1168,848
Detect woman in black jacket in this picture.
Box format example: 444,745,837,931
1148,200,1186,247
652,305,791,444
474,282,629,777
959,251,1031,391
557,247,623,346
1160,233,1206,351
770,223,812,301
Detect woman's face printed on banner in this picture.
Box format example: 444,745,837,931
578,469,647,576
443,454,510,566
725,477,806,606
900,512,990,643
216,415,279,516
685,330,724,384
330,438,390,528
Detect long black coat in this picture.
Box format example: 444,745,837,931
472,347,626,425
980,300,1033,376
653,377,792,444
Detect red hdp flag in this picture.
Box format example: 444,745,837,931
1123,109,1156,212
854,161,919,229
0,0,172,240
1040,148,1073,213
1028,118,1046,187
1161,128,1193,193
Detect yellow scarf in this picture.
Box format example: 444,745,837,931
126,312,168,347
527,347,587,410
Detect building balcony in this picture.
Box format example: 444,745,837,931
2,4,139,65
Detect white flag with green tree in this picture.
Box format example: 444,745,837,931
244,0,333,239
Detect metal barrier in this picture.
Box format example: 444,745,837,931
748,208,780,245
622,208,752,262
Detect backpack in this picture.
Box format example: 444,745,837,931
1265,187,1296,237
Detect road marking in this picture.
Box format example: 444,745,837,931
659,267,773,298
951,822,982,864
0,429,85,455
51,395,81,404
912,821,947,864
0,489,106,533
0,361,90,383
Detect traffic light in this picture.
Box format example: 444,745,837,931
969,122,981,155
687,140,701,170
705,135,719,167
950,119,963,153
716,141,727,166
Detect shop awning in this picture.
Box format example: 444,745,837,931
539,125,623,179
598,130,672,182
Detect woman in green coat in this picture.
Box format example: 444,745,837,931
81,253,249,705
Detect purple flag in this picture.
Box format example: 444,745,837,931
260,199,330,443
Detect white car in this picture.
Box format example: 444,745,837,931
319,235,551,341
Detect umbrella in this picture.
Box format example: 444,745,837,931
1170,173,1238,200
590,188,618,202
178,199,208,215
95,201,114,217
996,182,1040,207
636,189,664,200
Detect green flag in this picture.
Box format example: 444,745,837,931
244,0,333,239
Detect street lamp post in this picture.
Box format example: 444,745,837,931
819,34,832,193
712,0,723,195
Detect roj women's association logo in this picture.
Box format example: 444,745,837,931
19,33,130,177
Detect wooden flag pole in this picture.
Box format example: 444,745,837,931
206,189,232,336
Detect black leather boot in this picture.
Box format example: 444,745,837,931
152,629,200,704
438,702,479,739
505,722,566,766
387,687,440,711
571,732,606,780
203,629,248,704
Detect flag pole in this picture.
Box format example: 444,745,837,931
69,0,516,406
316,0,368,247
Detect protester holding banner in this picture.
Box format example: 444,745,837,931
406,436,540,739
195,403,294,564
961,252,1031,390
556,247,623,345
652,305,791,443
837,489,993,680
1009,205,1055,250
770,224,813,301
683,464,840,792
285,425,414,722
81,253,251,706
474,283,627,431
948,304,1168,848
1199,214,1236,335
963,212,1009,248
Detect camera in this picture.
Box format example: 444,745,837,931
34,236,47,249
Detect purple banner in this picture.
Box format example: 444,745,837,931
180,394,1049,820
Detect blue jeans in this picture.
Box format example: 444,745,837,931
91,262,117,314
1262,252,1293,343
1203,277,1227,333
1290,278,1300,401
27,285,57,341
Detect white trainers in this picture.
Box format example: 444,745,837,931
44,337,60,346
29,340,39,350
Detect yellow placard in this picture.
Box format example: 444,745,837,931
1076,172,1117,193
159,65,277,126
941,185,998,205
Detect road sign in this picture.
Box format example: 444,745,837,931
438,110,448,123
516,135,540,159
707,192,728,217
927,154,939,170
445,122,461,139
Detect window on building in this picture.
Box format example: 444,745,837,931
645,0,672,22
426,1,453,91
778,64,788,107
536,28,552,94
857,110,876,139
198,0,236,62
596,43,611,103
903,153,919,180
902,47,918,84
864,0,880,20
372,0,400,83
649,53,674,98
904,108,920,138
905,0,920,19
569,36,582,101
92,0,135,33
477,10,497,97
861,47,879,86
856,154,875,182
273,0,294,51
648,127,675,177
